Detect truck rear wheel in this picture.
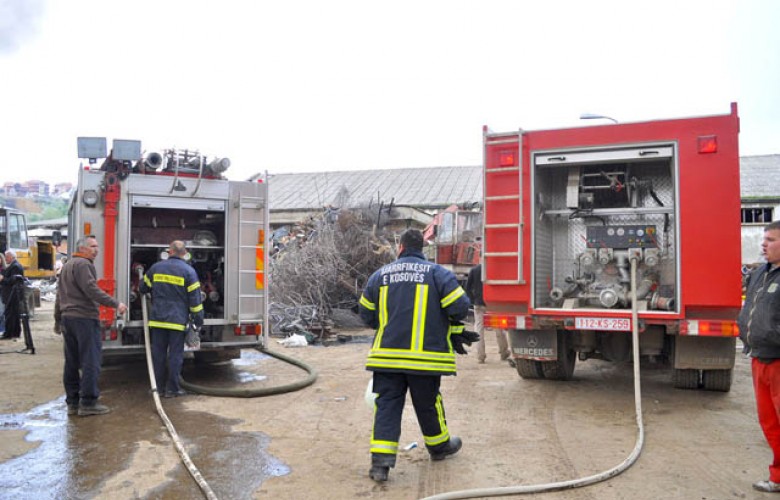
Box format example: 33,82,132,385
702,369,733,392
539,330,576,381
515,359,544,379
672,368,700,389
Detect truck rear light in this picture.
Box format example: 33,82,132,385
697,135,718,154
484,314,527,330
234,324,262,336
499,151,516,167
681,320,738,336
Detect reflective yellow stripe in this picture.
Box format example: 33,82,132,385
440,286,465,308
144,275,152,287
187,281,201,292
149,321,186,331
359,294,376,311
449,324,465,335
373,286,389,350
153,274,185,286
369,348,456,361
366,358,457,373
411,284,428,351
370,440,398,455
190,304,203,313
419,394,449,446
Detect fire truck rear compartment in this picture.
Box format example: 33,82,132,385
533,147,678,313
126,206,227,345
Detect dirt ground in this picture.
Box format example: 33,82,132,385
0,302,775,500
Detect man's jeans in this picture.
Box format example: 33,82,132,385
61,317,103,407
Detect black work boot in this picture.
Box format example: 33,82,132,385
429,436,462,461
369,453,395,482
369,465,389,482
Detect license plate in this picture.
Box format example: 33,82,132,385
574,317,631,331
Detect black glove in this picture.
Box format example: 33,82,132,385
451,329,480,355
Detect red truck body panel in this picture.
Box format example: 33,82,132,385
483,104,741,329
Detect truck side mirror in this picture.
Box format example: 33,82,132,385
52,230,62,247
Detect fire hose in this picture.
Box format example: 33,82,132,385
421,256,645,500
137,270,318,499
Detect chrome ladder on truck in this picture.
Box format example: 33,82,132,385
482,128,525,285
236,191,269,346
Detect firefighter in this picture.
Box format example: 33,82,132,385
140,241,204,398
359,229,472,482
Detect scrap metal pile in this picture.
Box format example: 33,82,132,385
269,204,397,339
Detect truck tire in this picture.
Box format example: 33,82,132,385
539,331,576,381
515,359,544,379
672,368,700,389
702,369,733,392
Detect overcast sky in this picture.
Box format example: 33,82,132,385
1,0,778,185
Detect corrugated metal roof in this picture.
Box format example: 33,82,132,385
265,155,779,211
740,154,780,199
268,166,482,210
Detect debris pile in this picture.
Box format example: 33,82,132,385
269,205,397,338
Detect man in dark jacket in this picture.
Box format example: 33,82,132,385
0,250,25,340
739,220,780,493
466,263,510,364
140,241,204,398
359,229,470,482
55,236,127,416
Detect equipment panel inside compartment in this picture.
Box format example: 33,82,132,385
532,146,678,313
128,206,226,323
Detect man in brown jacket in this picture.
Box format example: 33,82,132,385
55,236,127,416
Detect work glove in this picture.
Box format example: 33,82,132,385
450,321,480,355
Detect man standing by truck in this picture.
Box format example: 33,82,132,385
55,236,127,416
465,263,511,364
0,250,24,340
140,241,204,398
359,229,471,483
739,220,780,493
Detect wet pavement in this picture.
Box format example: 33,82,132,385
0,350,291,499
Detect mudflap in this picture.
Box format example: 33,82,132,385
673,336,736,370
507,329,557,360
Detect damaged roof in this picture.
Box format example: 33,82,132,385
268,166,482,211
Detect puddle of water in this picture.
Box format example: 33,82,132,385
0,397,73,500
0,359,291,500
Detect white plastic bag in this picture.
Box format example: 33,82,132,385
277,333,308,348
364,378,377,409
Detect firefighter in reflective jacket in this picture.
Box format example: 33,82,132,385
359,229,470,482
140,240,204,397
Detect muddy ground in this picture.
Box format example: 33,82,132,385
0,302,774,499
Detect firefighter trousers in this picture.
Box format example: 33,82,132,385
370,371,452,467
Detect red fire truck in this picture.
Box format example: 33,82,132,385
482,103,741,391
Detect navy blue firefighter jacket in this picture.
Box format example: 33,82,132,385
140,256,204,331
359,249,470,376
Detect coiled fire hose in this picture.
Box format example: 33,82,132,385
422,256,645,500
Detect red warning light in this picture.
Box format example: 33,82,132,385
697,135,718,154
499,151,516,166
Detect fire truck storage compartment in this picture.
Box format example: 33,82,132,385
128,196,226,324
533,145,679,313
